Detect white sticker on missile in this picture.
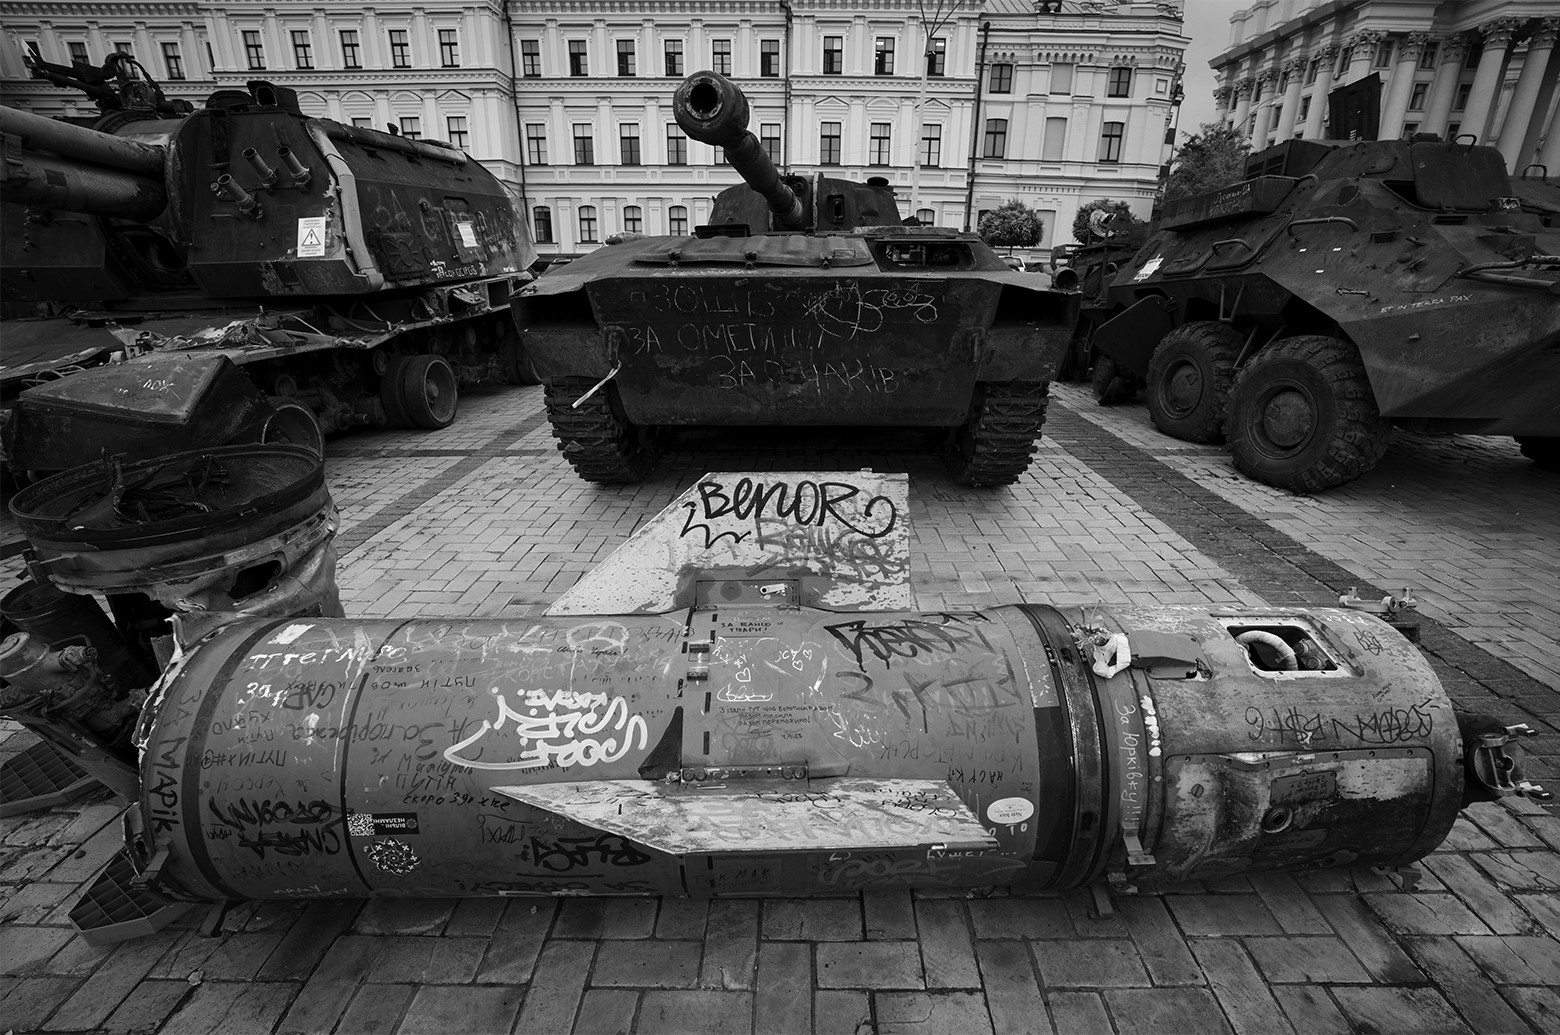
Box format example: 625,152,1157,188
296,216,327,257
1132,256,1163,282
987,797,1035,825
456,220,479,248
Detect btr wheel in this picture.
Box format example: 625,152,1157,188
1226,336,1389,492
944,381,1050,487
1091,353,1135,405
1145,321,1243,443
1516,437,1560,472
396,352,455,424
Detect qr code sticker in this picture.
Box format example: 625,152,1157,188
346,812,374,837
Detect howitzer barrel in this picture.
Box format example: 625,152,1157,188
674,71,804,228
0,106,165,177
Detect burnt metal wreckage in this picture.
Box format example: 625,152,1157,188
515,71,1078,486
0,458,1548,943
0,52,536,478
1062,134,1560,491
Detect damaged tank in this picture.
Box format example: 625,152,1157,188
514,71,1077,486
1082,135,1560,490
0,469,1545,933
1,53,535,476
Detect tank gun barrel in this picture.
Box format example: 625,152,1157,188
0,106,165,177
0,106,167,220
674,71,804,228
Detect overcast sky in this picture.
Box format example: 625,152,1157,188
1177,1,1245,139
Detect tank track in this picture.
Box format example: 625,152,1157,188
543,378,661,483
947,381,1051,487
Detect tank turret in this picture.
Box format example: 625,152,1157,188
672,71,901,234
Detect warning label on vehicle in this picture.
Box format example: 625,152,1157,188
455,220,479,249
296,216,327,257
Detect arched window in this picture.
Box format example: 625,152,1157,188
668,205,688,236
579,205,598,242
532,206,553,243
915,207,935,226
623,205,642,233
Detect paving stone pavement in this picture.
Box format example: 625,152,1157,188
2,382,1558,1034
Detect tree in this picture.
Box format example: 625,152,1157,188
977,200,1044,251
1165,122,1250,202
1072,198,1144,244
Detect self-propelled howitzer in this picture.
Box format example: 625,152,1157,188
514,71,1075,486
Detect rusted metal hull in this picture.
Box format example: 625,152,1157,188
132,601,1460,901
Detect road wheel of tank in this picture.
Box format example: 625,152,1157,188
379,356,414,428
1516,437,1560,472
1226,335,1390,492
499,327,540,386
1145,321,1242,443
397,355,459,429
545,378,661,483
1091,353,1136,405
945,382,1050,488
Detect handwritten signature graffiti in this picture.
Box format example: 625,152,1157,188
1245,700,1435,746
527,833,651,871
443,688,648,771
803,282,940,339
679,477,898,549
826,614,993,669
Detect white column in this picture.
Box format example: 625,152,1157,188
313,13,332,71
1379,33,1432,140
414,8,433,67
1275,58,1306,138
1461,18,1520,144
264,10,285,69
1421,35,1466,136
362,10,382,68
1231,76,1254,134
1252,68,1279,143
1302,44,1339,138
644,98,660,162
1213,84,1233,122
1518,23,1560,168
690,19,705,70
598,97,612,163
1538,85,1560,170
592,19,608,75
1341,30,1381,86
1497,20,1559,168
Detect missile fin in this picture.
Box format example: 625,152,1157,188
491,777,997,857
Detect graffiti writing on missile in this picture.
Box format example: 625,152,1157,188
1245,700,1435,746
206,797,343,859
826,614,993,669
679,477,898,549
443,688,648,770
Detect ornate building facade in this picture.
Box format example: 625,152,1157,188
0,1,1189,257
1210,0,1559,173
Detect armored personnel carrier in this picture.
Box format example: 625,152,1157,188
1,54,535,476
1083,136,1559,490
514,71,1076,485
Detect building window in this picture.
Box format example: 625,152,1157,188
439,29,459,68
875,37,895,75
68,41,89,65
1279,69,1290,91
115,41,134,57
352,117,373,128
823,36,843,74
1401,122,1419,139
1108,66,1132,97
579,205,598,243
1253,79,1265,102
712,39,731,76
1306,58,1320,84
1419,42,1438,69
526,124,548,165
1098,121,1124,163
521,39,540,77
820,122,841,164
761,40,780,77
1446,121,1460,138
919,123,941,167
162,42,184,80
982,118,1007,159
620,124,641,165
760,124,781,163
869,123,891,165
1373,41,1393,67
292,31,313,70
243,31,265,70
1050,61,1073,94
1453,83,1471,111
990,63,1013,93
1408,82,1428,111
1336,47,1350,77
1041,116,1066,161
669,205,688,235
389,29,411,68
341,30,362,69
915,207,934,225
205,41,215,71
667,125,688,164
665,40,683,76
446,116,468,149
1299,97,1310,123
398,116,420,139
617,40,636,76
623,205,642,233
573,124,594,164
568,40,588,76
927,38,946,77
533,206,553,243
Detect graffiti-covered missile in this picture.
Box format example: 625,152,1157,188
7,471,1548,909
